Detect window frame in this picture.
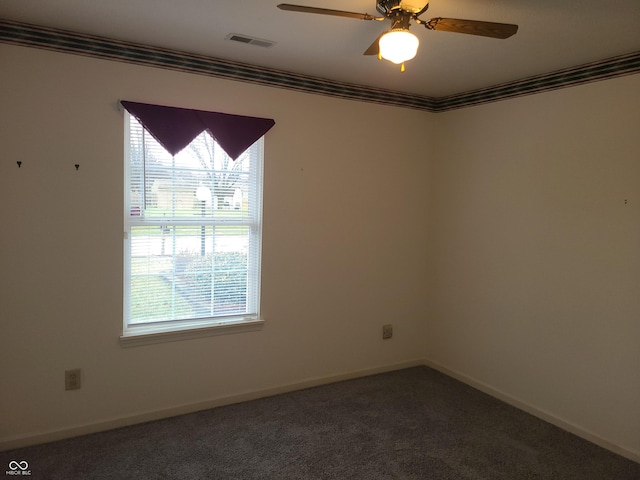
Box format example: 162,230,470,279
120,112,265,347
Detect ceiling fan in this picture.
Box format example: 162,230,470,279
277,1,518,70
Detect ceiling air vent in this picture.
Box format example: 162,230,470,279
226,34,276,48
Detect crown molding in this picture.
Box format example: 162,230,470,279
1,20,638,112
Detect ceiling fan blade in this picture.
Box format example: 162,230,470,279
363,34,383,56
277,4,381,21
427,18,518,39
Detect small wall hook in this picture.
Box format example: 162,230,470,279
75,164,80,171
17,161,22,168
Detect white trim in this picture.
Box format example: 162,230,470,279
423,358,640,464
0,359,425,452
119,317,265,347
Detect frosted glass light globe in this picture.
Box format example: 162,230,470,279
379,29,419,64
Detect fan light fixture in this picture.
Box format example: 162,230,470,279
277,2,519,70
378,29,419,64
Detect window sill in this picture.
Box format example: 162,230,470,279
119,317,264,347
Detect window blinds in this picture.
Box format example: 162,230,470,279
124,112,264,328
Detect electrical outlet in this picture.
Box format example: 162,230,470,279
65,369,81,390
382,324,393,340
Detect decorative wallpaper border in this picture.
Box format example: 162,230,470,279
437,52,640,111
1,19,638,112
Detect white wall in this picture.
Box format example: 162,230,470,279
426,74,640,458
0,44,432,446
2,41,638,460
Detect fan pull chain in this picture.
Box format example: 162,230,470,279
401,62,405,72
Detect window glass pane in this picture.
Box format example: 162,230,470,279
125,113,262,330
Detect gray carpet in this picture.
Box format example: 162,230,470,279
2,366,639,479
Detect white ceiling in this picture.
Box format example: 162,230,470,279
2,0,639,97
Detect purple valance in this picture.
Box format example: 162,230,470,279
121,101,275,160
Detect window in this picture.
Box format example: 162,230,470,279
122,112,264,343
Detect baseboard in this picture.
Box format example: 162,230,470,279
0,359,425,452
423,358,640,465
